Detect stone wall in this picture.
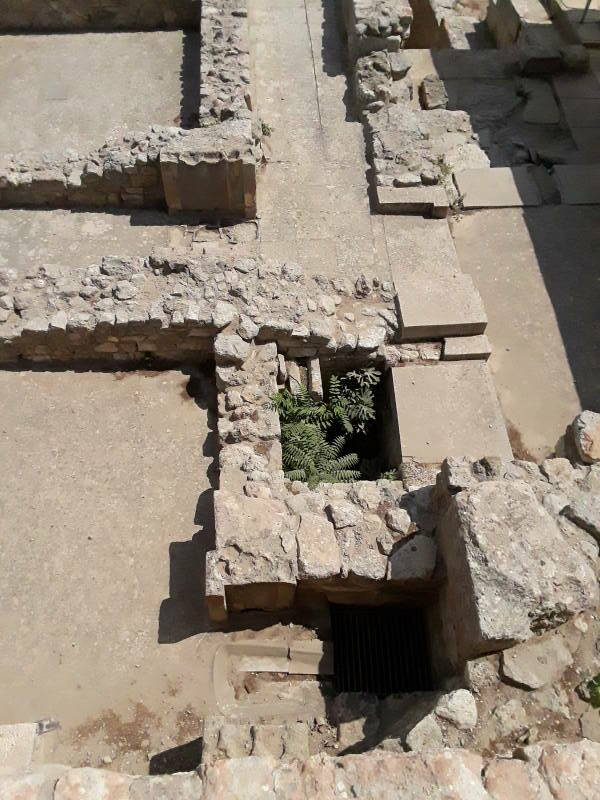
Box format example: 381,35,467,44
199,0,252,125
0,0,199,31
3,740,600,798
0,252,398,364
0,0,258,217
0,121,259,216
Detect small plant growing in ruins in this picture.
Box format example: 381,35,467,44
260,118,273,137
588,673,600,708
272,368,381,488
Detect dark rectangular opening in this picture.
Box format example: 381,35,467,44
331,603,433,696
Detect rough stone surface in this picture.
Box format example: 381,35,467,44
296,513,341,580
434,690,478,730
501,633,574,689
572,411,600,464
54,769,132,800
437,480,599,662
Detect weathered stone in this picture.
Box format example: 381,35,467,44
572,411,600,464
419,74,448,110
405,714,445,753
384,507,411,533
212,301,237,330
437,481,598,661
434,690,477,730
387,534,436,582
251,723,310,760
296,513,341,580
326,501,361,529
113,281,137,301
519,739,600,799
563,492,600,541
213,333,251,365
54,768,132,800
331,693,380,752
491,698,528,739
501,633,573,689
129,772,202,800
0,723,39,772
484,757,554,799
464,654,500,694
580,707,600,743
0,767,68,800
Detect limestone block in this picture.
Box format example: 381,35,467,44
387,534,437,582
384,363,511,465
376,185,449,217
54,769,132,800
437,480,599,661
129,772,202,800
553,165,600,205
419,75,448,109
443,334,491,361
454,167,542,208
0,723,38,772
563,492,600,541
434,690,478,730
296,513,341,580
160,121,258,218
288,640,334,675
500,633,573,688
572,410,600,464
395,272,487,340
251,723,310,760
0,767,68,800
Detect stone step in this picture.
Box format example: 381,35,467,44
443,334,492,360
394,271,488,340
454,166,543,208
553,163,600,202
376,185,449,218
385,361,513,464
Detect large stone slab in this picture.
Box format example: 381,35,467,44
454,167,543,208
553,165,600,205
384,362,512,465
437,480,599,662
395,272,487,340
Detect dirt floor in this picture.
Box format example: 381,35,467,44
0,30,198,153
452,206,600,461
0,369,224,773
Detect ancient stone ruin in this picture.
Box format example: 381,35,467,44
1,0,600,796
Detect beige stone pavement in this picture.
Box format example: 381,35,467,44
247,0,393,282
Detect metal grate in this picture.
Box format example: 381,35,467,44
330,604,433,696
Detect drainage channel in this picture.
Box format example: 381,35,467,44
330,603,433,696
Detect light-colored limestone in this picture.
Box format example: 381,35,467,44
455,167,543,208
385,362,512,464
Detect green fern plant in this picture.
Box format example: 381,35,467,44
272,367,381,487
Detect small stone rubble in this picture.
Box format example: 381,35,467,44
342,0,414,59
199,0,252,125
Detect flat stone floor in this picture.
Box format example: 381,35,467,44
247,0,392,282
0,30,197,154
0,370,222,773
452,206,600,461
0,209,194,277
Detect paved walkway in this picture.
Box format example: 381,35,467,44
453,206,600,461
248,0,392,282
